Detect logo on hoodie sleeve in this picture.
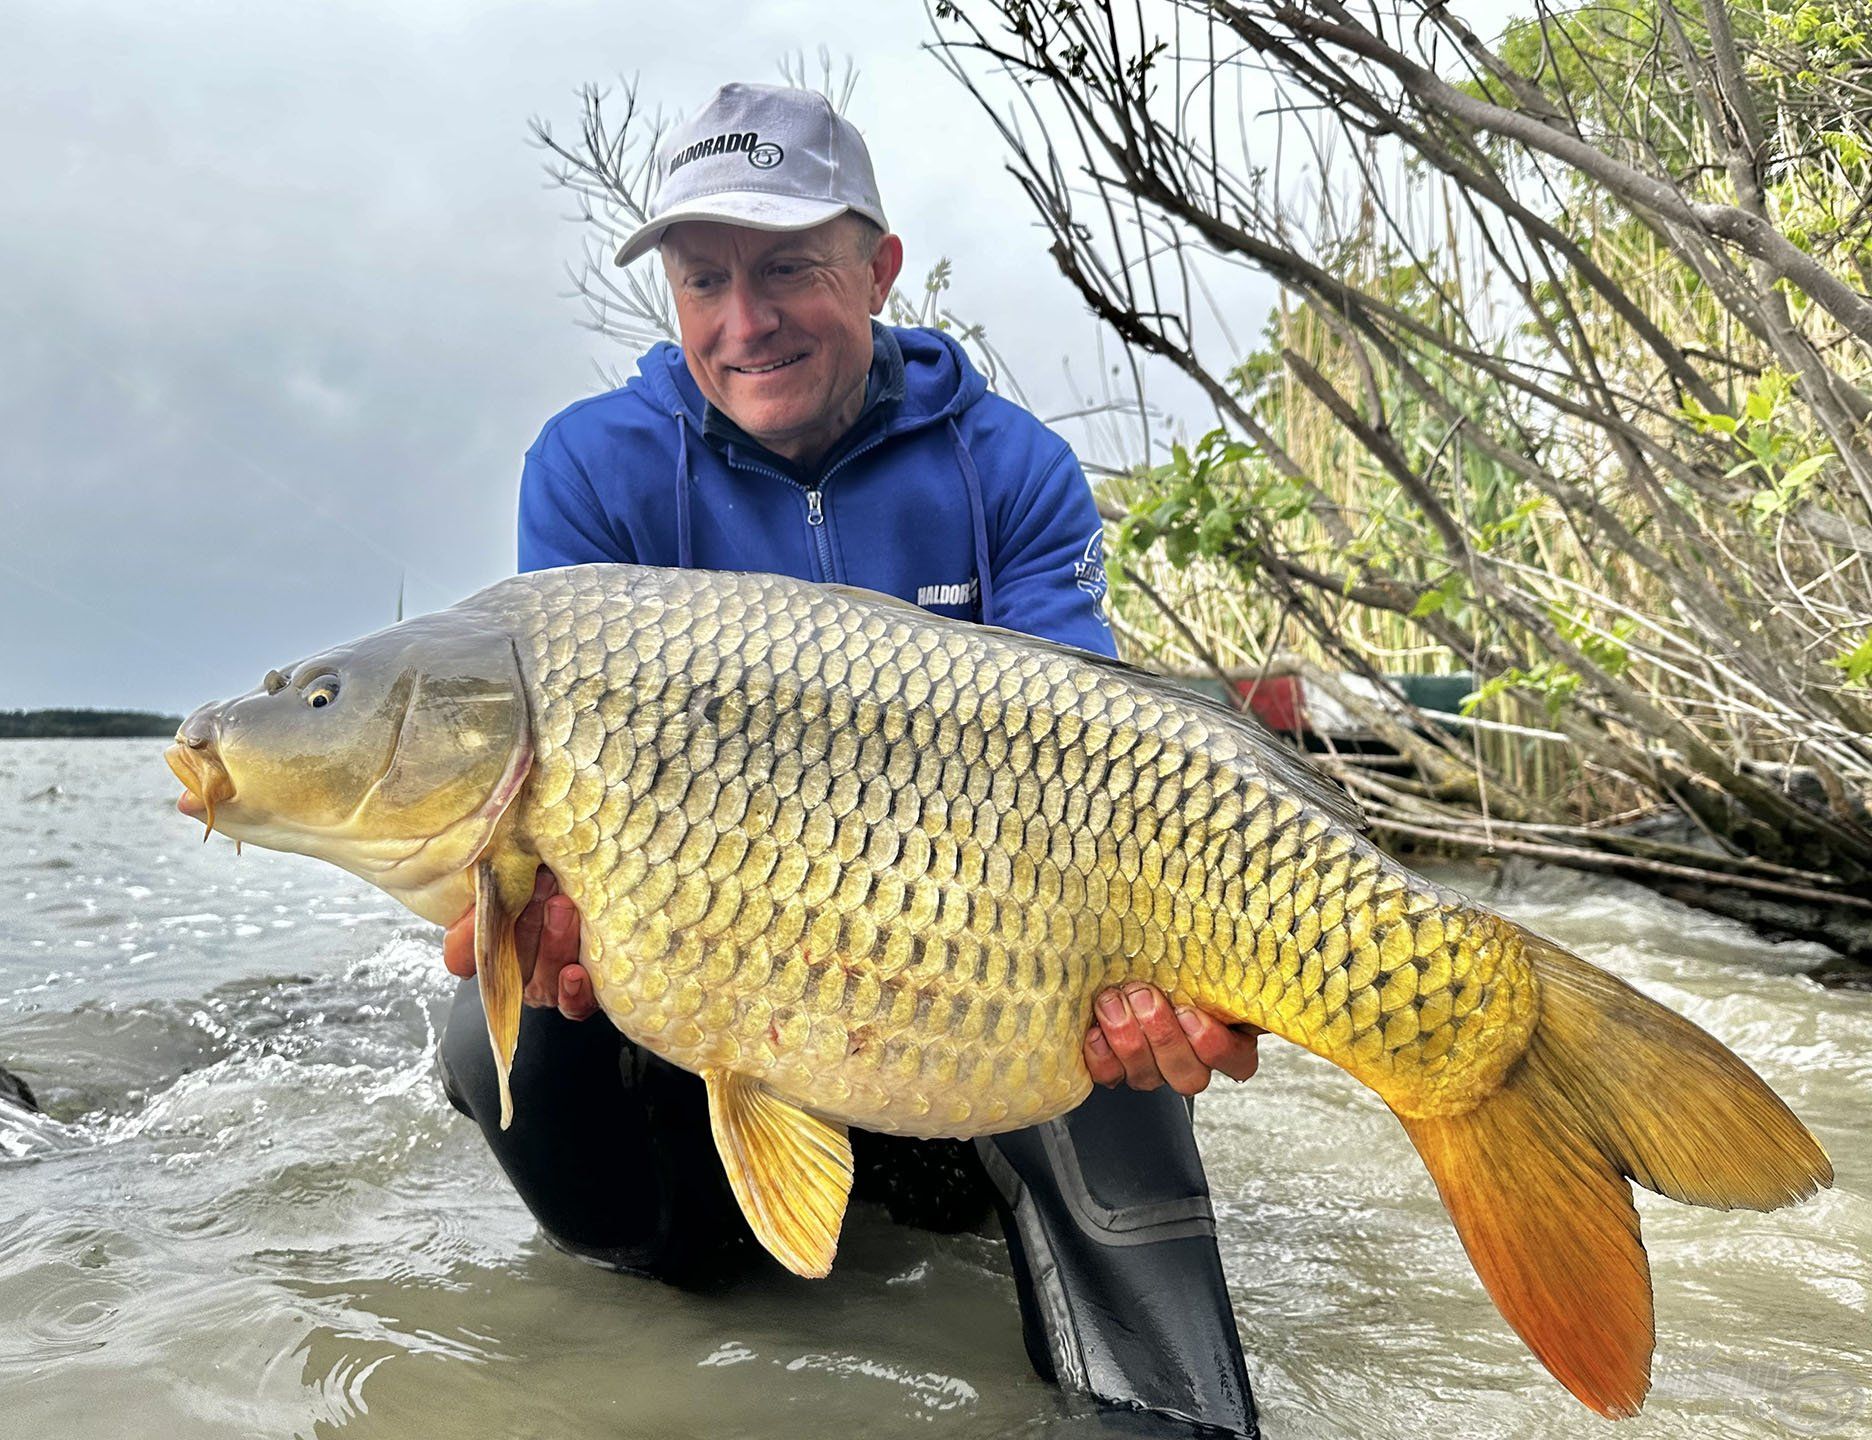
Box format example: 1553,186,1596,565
1073,527,1111,625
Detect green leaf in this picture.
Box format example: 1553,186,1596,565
1782,454,1831,488
1460,671,1521,716
1831,633,1872,686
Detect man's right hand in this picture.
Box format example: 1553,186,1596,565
442,868,598,1021
1084,984,1262,1095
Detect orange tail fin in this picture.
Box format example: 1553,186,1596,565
1396,933,1832,1419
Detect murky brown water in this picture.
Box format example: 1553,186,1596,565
2,740,1866,1438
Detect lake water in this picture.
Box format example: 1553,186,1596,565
1,739,1866,1439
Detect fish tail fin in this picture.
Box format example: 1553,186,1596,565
1396,932,1831,1419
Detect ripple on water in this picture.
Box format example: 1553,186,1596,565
0,1230,146,1367
294,1332,403,1427
0,1098,80,1160
780,1349,980,1413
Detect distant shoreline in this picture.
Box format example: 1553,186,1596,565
0,709,182,739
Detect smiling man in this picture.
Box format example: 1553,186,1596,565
438,83,1261,1439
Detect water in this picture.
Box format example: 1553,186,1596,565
1,739,1866,1439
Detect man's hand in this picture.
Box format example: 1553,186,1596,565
442,868,599,1021
1084,984,1263,1095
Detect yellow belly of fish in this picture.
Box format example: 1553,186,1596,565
579,905,1102,1137
560,816,1532,1138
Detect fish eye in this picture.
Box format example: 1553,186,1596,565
306,676,339,709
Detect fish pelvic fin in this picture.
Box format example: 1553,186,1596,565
703,1069,853,1279
1395,932,1832,1420
474,857,526,1131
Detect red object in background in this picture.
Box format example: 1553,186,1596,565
1235,675,1304,734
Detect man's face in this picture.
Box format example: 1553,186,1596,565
661,216,904,464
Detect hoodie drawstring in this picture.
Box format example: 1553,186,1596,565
947,419,995,627
675,420,695,570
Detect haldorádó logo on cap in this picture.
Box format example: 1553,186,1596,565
614,82,887,266
667,132,786,175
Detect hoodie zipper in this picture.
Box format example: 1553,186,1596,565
801,486,834,575
733,428,893,583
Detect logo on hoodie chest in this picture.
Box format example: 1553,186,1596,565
917,577,980,611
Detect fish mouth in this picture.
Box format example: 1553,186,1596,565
165,741,235,841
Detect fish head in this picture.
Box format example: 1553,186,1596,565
167,612,533,924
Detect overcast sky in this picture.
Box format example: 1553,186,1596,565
2,0,1276,714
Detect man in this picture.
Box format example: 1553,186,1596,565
439,83,1263,1437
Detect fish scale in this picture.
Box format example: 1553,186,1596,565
492,565,1534,1133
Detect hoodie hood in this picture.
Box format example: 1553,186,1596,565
632,323,988,440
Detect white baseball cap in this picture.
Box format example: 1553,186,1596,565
614,83,889,266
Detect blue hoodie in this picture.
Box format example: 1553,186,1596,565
517,324,1115,659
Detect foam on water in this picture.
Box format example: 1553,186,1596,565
1,739,1867,1438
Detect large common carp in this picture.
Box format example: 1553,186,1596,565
167,563,1830,1417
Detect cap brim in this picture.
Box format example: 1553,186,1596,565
614,192,852,266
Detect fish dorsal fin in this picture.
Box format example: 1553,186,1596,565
474,857,525,1130
703,1069,853,1278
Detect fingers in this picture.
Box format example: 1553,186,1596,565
511,870,555,994
1127,985,1219,1094
1090,984,1213,1095
539,894,580,976
533,892,587,1017
1084,1024,1125,1087
1177,1010,1262,1083
441,908,476,979
557,962,600,1022
523,873,596,1022
1086,986,1265,1095
440,868,595,1020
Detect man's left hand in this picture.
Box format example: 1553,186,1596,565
1084,984,1263,1095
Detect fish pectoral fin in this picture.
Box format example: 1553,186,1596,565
703,1069,852,1279
474,857,525,1131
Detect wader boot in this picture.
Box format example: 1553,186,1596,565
438,981,754,1282
980,1084,1257,1437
